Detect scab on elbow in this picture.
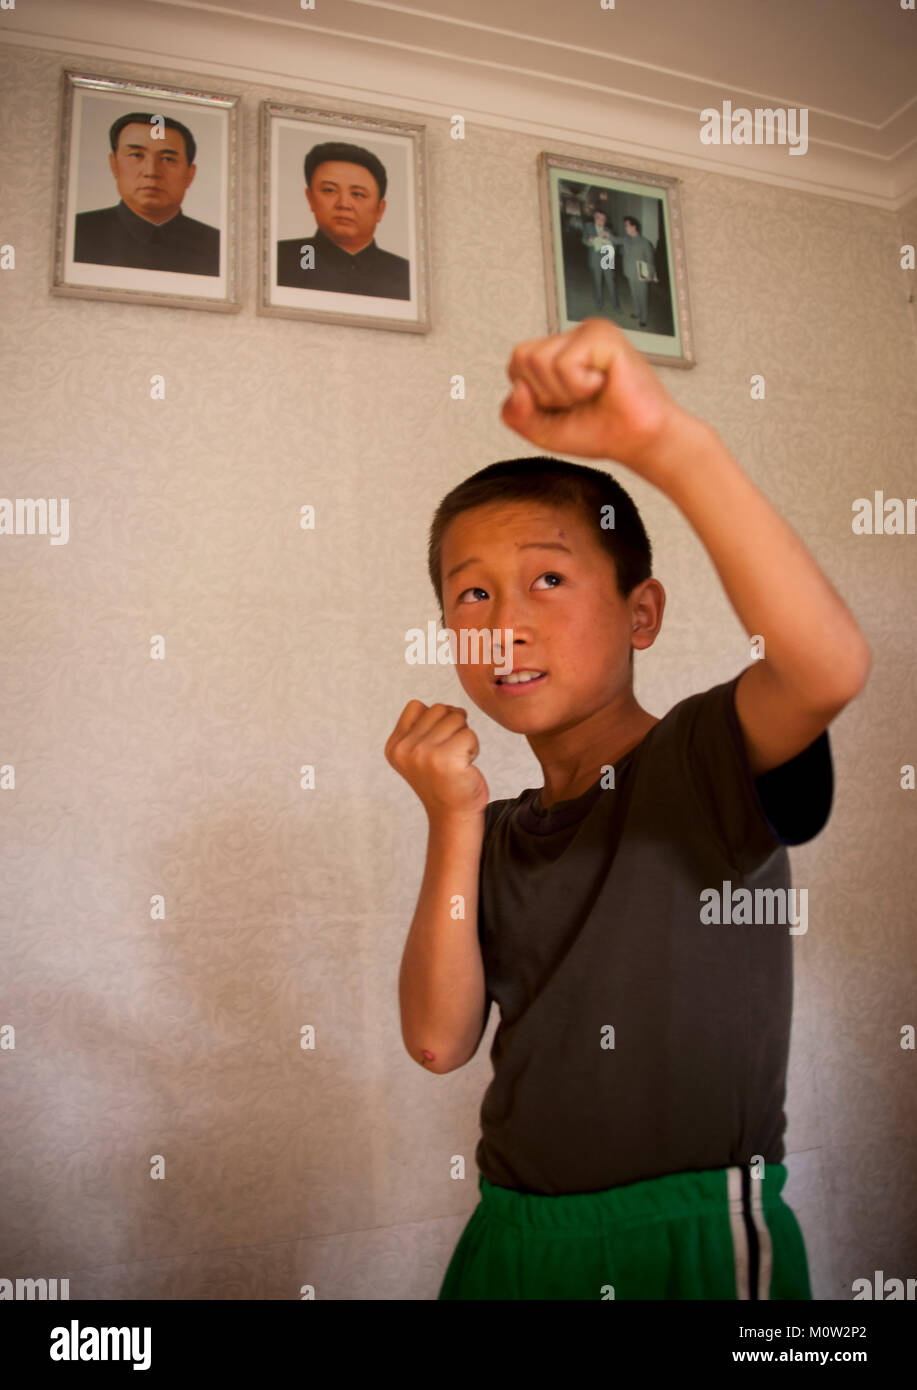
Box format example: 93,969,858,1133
418,1047,451,1073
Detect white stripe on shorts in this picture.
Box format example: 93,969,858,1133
727,1165,773,1300
727,1167,750,1298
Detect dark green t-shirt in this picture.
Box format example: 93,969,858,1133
475,669,834,1196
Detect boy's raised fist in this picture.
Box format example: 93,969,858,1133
385,700,489,820
501,317,689,481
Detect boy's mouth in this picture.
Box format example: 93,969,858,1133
494,669,547,692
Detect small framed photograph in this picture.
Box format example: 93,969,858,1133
260,101,431,333
538,152,696,368
52,70,241,312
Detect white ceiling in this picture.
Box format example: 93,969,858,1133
6,0,917,207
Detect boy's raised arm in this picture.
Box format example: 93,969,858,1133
498,318,872,776
635,410,870,774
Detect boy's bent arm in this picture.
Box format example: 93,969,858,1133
399,810,488,1074
649,412,872,775
499,319,872,777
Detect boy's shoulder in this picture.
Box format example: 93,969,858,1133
484,667,834,856
664,668,834,850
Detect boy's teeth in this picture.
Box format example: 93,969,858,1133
500,671,544,684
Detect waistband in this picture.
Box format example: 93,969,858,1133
478,1163,789,1231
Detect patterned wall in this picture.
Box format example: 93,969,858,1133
1,41,915,1300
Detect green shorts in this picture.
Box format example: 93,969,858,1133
438,1163,812,1300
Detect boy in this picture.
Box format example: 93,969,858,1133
385,319,870,1300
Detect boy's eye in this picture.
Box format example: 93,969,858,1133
456,573,564,604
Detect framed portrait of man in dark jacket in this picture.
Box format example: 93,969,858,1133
260,102,431,334
52,70,241,313
537,151,696,368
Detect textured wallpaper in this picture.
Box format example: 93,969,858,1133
1,41,915,1301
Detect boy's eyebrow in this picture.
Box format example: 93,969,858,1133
444,540,573,583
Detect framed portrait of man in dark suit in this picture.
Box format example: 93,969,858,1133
52,70,241,313
537,152,696,368
260,102,431,333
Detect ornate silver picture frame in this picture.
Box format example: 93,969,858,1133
260,101,431,333
538,152,696,368
52,70,241,313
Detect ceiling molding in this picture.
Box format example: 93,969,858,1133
3,0,915,210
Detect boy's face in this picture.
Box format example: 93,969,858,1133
440,500,643,734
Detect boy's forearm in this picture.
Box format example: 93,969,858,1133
399,812,487,1074
646,411,871,703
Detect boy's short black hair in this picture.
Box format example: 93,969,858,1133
427,455,653,631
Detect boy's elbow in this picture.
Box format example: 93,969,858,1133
842,634,872,699
407,1046,461,1074
402,1005,489,1075
813,633,872,710
403,1034,475,1073
419,1054,456,1075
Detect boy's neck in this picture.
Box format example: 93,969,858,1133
533,699,660,808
